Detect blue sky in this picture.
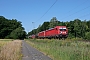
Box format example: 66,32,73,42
0,0,90,33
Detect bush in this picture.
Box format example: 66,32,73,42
85,32,90,40
68,33,75,39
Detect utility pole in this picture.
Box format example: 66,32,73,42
32,22,35,29
32,22,35,34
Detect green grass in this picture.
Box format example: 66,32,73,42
0,39,13,41
26,39,90,60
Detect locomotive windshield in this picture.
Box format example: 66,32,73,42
60,28,66,31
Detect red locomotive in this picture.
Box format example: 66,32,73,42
30,26,68,39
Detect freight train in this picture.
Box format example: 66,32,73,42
29,26,68,39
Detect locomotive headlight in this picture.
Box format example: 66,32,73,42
65,32,66,33
60,31,62,34
65,32,67,34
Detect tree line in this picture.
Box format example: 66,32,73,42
0,16,26,39
1,16,90,40
28,17,90,40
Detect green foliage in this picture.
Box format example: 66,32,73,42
85,32,90,40
49,17,58,28
38,22,50,32
86,20,90,31
68,33,75,38
0,16,26,39
10,27,26,39
28,17,90,40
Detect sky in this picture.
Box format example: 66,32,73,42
0,0,90,33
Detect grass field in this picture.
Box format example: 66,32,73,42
0,39,13,41
26,39,90,60
0,39,22,60
0,39,12,50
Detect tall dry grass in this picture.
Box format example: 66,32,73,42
0,41,10,48
0,40,22,60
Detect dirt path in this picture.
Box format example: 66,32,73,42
22,40,52,60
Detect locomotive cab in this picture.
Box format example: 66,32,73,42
59,27,68,38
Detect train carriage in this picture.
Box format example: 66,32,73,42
37,26,68,39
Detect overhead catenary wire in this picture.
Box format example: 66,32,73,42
65,0,89,13
60,0,89,20
31,0,58,32
60,5,90,20
35,0,58,22
78,13,90,18
30,0,90,32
